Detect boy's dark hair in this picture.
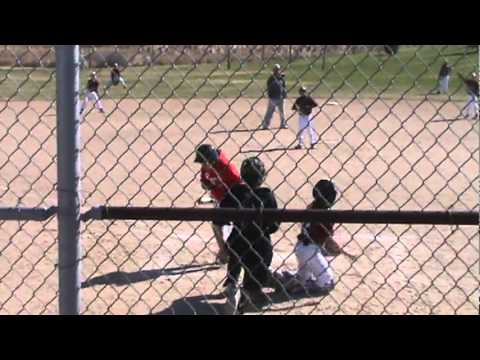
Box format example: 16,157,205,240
312,180,337,209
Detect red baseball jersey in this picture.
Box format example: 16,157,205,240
200,150,241,202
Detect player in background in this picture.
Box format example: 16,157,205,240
261,64,288,129
194,144,242,264
216,157,280,314
459,72,479,119
104,63,128,94
273,180,356,295
292,86,319,149
434,62,452,95
80,71,105,115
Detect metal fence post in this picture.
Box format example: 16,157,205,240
56,45,81,315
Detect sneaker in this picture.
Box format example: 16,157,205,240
293,144,303,150
305,279,335,295
281,125,288,129
310,143,317,149
99,109,105,114
222,284,239,315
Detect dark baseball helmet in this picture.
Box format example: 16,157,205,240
194,144,219,164
241,157,266,188
312,179,337,208
299,86,307,94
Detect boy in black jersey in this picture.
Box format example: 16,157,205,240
459,72,479,120
105,63,127,94
215,157,280,314
80,72,105,115
292,86,319,149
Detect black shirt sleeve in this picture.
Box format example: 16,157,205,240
255,187,280,235
292,98,298,111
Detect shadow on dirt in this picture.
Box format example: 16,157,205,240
153,288,329,315
81,263,221,288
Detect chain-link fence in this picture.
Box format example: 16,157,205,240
0,45,478,315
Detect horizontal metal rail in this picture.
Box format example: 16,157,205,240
82,206,479,225
0,207,57,221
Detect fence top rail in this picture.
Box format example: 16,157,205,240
82,206,479,225
0,207,57,221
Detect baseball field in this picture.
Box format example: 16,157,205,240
0,45,478,314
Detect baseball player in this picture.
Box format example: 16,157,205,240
261,64,288,129
292,86,319,149
273,180,356,295
217,157,280,315
80,72,105,115
434,62,452,94
384,45,400,56
194,144,242,264
104,63,127,94
458,72,479,119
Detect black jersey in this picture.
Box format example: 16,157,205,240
87,79,100,93
464,79,479,97
111,68,121,81
292,95,318,116
214,183,279,242
439,64,452,78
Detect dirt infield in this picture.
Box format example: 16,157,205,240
0,97,478,314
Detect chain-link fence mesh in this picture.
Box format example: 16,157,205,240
0,45,478,315
0,45,58,314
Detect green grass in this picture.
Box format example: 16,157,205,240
0,45,477,101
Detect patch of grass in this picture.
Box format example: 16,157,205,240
0,45,477,101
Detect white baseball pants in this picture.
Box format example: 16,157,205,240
297,114,318,147
294,242,334,288
81,91,104,113
463,94,479,119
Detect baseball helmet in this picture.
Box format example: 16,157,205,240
273,64,281,71
90,71,97,77
241,157,266,188
312,179,337,207
194,144,219,164
299,86,307,94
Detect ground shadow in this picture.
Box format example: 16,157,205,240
154,293,226,315
81,263,221,288
153,288,328,315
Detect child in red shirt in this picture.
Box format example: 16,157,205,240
194,144,242,263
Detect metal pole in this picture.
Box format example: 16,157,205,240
56,45,81,315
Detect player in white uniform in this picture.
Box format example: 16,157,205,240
435,62,452,94
104,63,127,94
80,72,105,115
459,72,479,120
272,180,356,295
292,86,319,149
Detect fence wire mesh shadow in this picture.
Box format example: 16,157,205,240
0,45,478,315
